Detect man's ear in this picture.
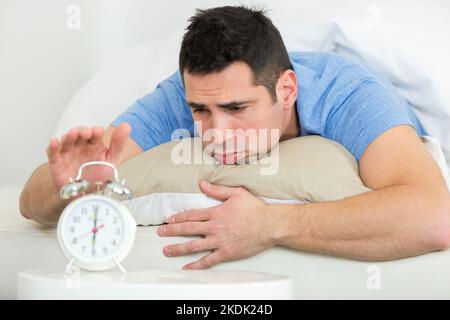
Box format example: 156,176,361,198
276,69,298,109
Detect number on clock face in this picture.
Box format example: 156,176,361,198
63,199,124,259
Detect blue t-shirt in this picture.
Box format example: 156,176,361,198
111,52,426,161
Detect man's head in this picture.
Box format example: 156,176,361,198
179,6,298,164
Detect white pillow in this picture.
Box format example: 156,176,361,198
124,193,304,226
53,1,372,137
55,0,450,169
272,0,382,52
320,1,450,165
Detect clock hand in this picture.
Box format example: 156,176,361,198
91,224,106,248
93,205,98,228
92,205,99,248
94,224,105,231
78,224,105,240
79,229,92,240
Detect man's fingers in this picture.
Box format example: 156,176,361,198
108,123,131,163
47,126,105,177
46,138,60,164
158,221,209,237
88,127,105,145
199,180,244,201
60,129,79,153
182,251,224,269
163,239,216,257
77,127,93,143
168,208,211,224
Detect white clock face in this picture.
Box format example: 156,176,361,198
62,197,125,260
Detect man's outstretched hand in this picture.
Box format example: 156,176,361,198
46,123,131,191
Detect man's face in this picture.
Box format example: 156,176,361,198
184,61,285,164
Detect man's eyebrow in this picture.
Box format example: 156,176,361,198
187,100,256,109
186,102,208,109
217,100,255,109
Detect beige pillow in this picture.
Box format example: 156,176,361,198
119,135,371,200
116,135,449,225
118,136,371,225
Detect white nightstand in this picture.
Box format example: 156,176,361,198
17,269,293,299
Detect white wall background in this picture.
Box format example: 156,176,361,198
1,0,449,186
0,0,249,185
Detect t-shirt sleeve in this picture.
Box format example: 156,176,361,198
323,79,416,161
111,71,194,151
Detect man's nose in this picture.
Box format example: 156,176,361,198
210,114,234,144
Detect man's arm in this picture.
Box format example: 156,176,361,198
158,125,450,268
19,125,142,226
20,163,73,226
270,125,450,260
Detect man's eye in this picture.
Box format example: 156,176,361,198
229,106,247,112
193,109,207,114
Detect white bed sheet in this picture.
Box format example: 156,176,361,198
2,185,450,299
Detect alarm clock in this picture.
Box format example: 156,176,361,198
57,161,136,273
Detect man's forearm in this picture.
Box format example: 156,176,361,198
269,184,450,261
20,163,71,226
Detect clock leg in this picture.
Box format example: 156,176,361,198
64,258,77,274
113,258,127,274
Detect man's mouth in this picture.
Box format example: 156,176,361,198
213,151,246,164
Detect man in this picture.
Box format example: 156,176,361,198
20,6,450,269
